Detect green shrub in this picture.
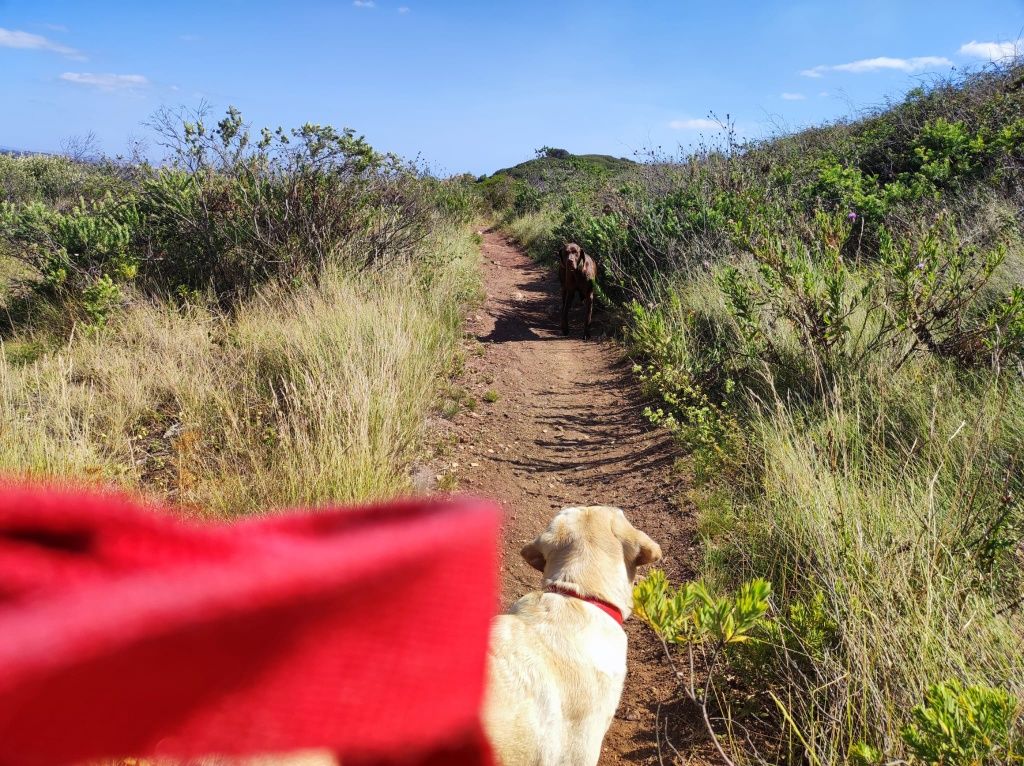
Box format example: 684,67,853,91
902,681,1020,765
0,193,140,295
634,571,773,760
627,296,741,474
914,119,987,186
81,274,123,327
878,214,1018,365
0,153,122,205
634,569,772,647
1,108,468,320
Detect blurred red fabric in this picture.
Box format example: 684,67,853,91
0,485,500,766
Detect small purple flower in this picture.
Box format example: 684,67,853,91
916,261,926,270
847,211,858,222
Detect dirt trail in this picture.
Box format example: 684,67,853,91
432,230,702,764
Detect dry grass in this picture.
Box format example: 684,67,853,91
732,370,1024,763
657,269,1024,764
619,257,1024,762
0,224,479,516
503,209,560,260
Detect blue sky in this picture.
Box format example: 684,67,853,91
2,1,1023,175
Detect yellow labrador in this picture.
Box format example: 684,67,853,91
482,506,662,766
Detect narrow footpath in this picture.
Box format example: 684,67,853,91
430,229,704,764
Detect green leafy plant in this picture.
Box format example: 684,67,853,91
81,274,123,327
634,570,772,764
914,119,986,187
0,192,140,311
627,299,741,475
902,680,1021,765
879,214,1015,366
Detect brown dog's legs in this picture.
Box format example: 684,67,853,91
582,292,594,339
561,288,573,335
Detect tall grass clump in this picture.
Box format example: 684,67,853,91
0,224,477,515
717,360,1024,763
1,108,482,514
503,208,562,261
487,62,1024,764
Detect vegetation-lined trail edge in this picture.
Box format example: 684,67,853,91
432,229,702,765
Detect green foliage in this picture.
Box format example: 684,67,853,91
914,119,987,186
726,208,870,374
984,285,1024,365
0,153,124,205
626,298,741,473
809,162,894,220
0,193,140,294
712,209,1024,380
1,108,473,324
785,590,839,665
487,151,635,185
554,201,631,280
849,741,884,766
511,180,544,216
634,569,772,647
427,175,481,224
81,274,122,327
995,119,1024,158
535,146,571,160
878,214,1018,364
902,681,1021,765
0,339,46,366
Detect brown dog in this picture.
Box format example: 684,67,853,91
558,243,597,339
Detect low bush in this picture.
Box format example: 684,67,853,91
1,107,479,320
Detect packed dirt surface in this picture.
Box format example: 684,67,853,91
430,229,704,764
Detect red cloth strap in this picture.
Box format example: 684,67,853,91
545,584,624,626
0,484,500,766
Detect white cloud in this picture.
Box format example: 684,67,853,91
353,0,376,6
398,5,410,12
669,118,719,130
802,55,952,78
818,91,829,97
781,92,806,100
959,40,1020,61
0,27,82,58
60,72,149,90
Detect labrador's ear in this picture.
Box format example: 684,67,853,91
521,536,547,572
613,511,663,567
632,529,662,566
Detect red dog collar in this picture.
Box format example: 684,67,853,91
545,584,624,626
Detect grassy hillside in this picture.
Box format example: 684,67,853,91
494,63,1024,765
478,148,635,220
488,150,636,183
0,108,481,515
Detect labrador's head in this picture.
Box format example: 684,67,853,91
561,243,583,270
521,506,662,615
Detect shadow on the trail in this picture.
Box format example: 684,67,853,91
493,438,676,483
476,260,608,344
616,694,710,764
488,357,680,482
